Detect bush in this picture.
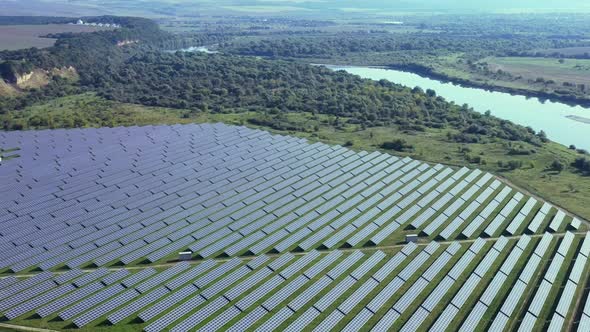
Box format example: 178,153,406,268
508,148,534,156
573,157,590,174
381,139,413,152
506,160,523,170
550,160,565,173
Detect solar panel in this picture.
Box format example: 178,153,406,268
73,288,140,327
226,306,268,332
549,210,566,232
327,251,364,280
284,307,320,332
579,233,590,259
144,294,207,332
547,313,565,332
280,250,321,279
37,282,104,318
169,296,228,332
201,265,251,300
338,278,379,314
0,279,57,312
313,309,345,332
451,275,481,309
59,284,125,320
235,275,284,312
528,280,552,317
254,307,293,331
579,315,590,332
519,254,542,284
431,302,460,331
107,287,170,324
400,307,429,332
557,231,575,258
138,284,198,322
165,260,217,291
196,305,241,332
460,301,488,331
569,255,587,285
500,280,527,317
371,309,401,332
193,258,242,289
314,276,356,312
0,271,53,301
4,283,76,320
534,232,553,258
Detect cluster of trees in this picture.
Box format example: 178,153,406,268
221,33,588,59
0,16,74,25
573,157,590,175
93,51,544,145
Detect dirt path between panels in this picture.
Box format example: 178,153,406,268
0,323,59,332
2,230,580,280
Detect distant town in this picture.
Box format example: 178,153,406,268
70,19,121,28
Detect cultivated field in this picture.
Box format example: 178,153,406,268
0,124,588,331
485,56,590,86
0,25,107,51
534,47,590,57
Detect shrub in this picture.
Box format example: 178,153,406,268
507,160,523,170
550,160,565,173
573,157,590,174
381,139,413,152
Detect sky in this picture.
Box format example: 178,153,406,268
2,0,590,17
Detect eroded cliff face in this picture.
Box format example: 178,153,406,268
0,79,17,96
117,40,139,47
0,66,78,96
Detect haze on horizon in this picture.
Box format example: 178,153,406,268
2,0,590,18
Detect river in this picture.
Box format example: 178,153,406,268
166,46,218,54
326,65,590,151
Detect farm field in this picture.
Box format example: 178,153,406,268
0,123,588,331
484,56,590,86
0,25,107,51
533,46,590,57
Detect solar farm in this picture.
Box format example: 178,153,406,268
0,123,589,331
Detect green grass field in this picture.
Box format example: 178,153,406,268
485,56,590,86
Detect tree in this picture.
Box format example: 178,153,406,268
537,130,549,143
573,157,590,174
550,159,565,173
381,139,413,152
507,160,523,170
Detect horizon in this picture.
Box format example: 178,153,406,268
2,0,590,18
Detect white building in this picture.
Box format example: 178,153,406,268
76,19,84,25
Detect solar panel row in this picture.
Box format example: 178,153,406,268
2,124,571,276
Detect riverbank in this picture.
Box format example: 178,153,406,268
329,65,590,151
567,115,590,125
383,63,590,109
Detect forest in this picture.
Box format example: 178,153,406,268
0,18,546,149
220,34,589,60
